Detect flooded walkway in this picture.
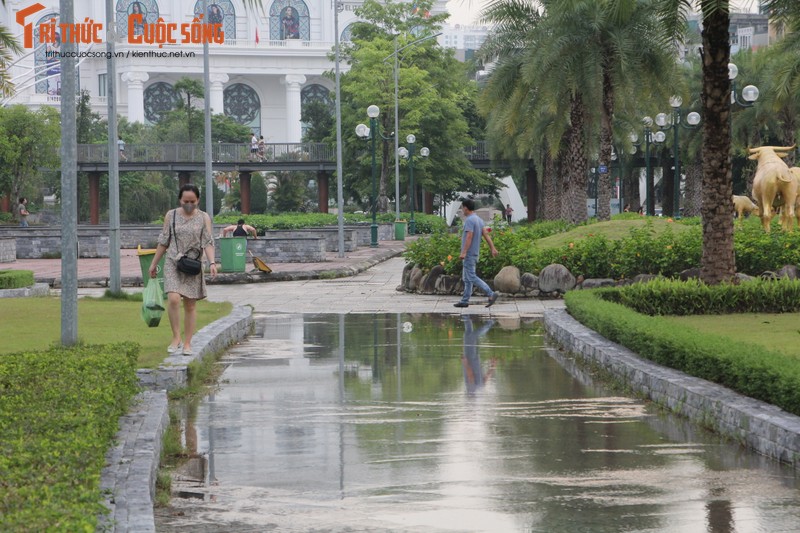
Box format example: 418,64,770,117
156,313,800,532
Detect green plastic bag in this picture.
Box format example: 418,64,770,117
141,278,165,327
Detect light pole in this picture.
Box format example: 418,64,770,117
632,117,665,216
356,105,381,247
729,63,759,110
398,135,429,235
655,97,701,219
383,32,442,221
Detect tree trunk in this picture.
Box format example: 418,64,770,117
566,93,589,224
543,151,559,220
526,165,538,222
597,65,614,221
623,166,640,213
700,4,735,284
683,157,702,217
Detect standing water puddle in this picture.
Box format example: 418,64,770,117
156,313,800,532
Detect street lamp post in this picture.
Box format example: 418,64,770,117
398,135,429,235
729,63,760,110
356,105,382,247
631,118,665,216
655,97,701,219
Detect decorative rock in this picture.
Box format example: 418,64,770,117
494,266,521,293
538,264,576,293
735,272,755,283
633,274,658,284
419,265,444,294
435,275,461,295
777,265,799,280
408,266,424,291
679,267,702,281
520,272,538,291
581,278,615,290
402,262,415,288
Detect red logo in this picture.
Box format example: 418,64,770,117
16,3,46,48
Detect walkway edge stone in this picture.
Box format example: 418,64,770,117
137,305,254,390
0,282,50,298
98,390,168,533
544,309,800,470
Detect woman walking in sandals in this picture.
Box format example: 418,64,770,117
149,184,218,356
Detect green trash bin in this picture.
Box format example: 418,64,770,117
220,237,247,272
394,221,407,241
137,245,165,295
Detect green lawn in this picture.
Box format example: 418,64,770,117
0,296,233,367
664,312,800,358
536,218,694,249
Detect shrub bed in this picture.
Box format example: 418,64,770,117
600,278,800,315
213,212,446,234
0,343,140,531
565,289,800,417
405,217,800,280
0,269,35,289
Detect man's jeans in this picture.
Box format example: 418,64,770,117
460,255,493,303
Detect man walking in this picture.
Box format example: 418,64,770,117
454,198,499,308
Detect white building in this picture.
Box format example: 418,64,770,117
438,23,490,62
0,0,447,142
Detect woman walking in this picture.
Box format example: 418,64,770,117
149,184,217,356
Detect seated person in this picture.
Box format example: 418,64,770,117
222,219,258,238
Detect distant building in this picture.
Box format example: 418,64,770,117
438,24,490,62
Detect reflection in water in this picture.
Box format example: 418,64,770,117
461,316,496,394
157,314,800,533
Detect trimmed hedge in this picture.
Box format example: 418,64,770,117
0,343,140,531
212,212,447,234
0,270,34,290
601,278,800,315
564,289,800,417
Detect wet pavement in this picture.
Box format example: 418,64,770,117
155,314,800,532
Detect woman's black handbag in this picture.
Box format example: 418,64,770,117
171,210,204,276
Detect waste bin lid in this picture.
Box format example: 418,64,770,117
137,244,157,256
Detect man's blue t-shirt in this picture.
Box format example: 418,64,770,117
462,213,484,258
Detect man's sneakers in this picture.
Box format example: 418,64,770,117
486,293,499,307
453,302,469,308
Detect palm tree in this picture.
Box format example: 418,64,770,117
656,0,800,284
0,1,23,97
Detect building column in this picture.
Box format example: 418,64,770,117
178,171,192,188
121,71,149,123
317,170,329,213
526,164,538,222
209,73,229,115
281,74,306,142
239,172,252,214
88,172,101,225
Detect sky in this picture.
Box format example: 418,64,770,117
444,0,763,28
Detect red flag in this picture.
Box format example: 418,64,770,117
255,27,260,44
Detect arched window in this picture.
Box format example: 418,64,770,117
269,0,310,41
193,0,236,40
34,12,60,94
224,83,261,136
341,23,355,42
300,84,332,138
116,0,160,38
143,82,180,124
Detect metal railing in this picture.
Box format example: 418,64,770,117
76,140,494,164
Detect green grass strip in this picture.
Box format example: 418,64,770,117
0,270,35,289
565,289,800,417
0,343,140,531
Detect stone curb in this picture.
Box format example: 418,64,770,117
98,390,169,533
544,309,800,469
0,282,50,298
137,305,254,390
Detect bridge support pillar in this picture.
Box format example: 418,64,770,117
317,170,329,213
178,172,192,188
239,171,252,214
88,172,101,225
423,190,434,215
526,164,538,222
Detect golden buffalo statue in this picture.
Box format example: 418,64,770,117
749,145,797,232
